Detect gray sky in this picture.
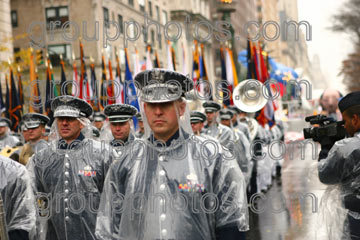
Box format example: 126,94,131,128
297,0,353,94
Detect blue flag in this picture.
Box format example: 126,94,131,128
124,49,140,128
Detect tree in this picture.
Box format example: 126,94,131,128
331,0,360,91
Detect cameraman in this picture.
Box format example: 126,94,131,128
318,91,360,239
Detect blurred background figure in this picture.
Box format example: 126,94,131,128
320,88,343,120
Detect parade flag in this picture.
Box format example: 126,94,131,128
100,54,107,110
133,48,141,76
199,44,212,100
154,50,160,68
220,48,231,106
8,68,22,131
72,61,79,96
0,76,5,114
79,41,86,99
182,43,187,75
115,53,124,104
5,75,9,116
192,41,200,87
107,59,115,105
45,59,52,111
146,45,153,70
35,71,43,114
17,69,24,113
28,51,36,112
124,48,140,128
124,48,137,106
167,41,174,71
60,56,68,95
171,43,176,71
90,62,100,111
246,39,258,80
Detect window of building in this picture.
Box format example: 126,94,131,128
48,44,71,66
103,7,110,28
148,1,153,17
159,34,162,49
129,0,134,6
118,14,124,34
162,10,167,25
45,6,69,29
138,0,145,12
151,29,155,44
11,10,18,27
156,6,160,22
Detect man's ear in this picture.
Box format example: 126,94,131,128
178,101,186,116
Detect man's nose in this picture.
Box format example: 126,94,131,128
154,105,163,115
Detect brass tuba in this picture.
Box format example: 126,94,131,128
232,79,268,113
233,79,268,141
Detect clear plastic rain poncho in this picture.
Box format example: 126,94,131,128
0,129,20,151
204,116,234,146
223,110,252,184
26,115,114,240
0,155,36,239
317,131,360,240
95,71,249,240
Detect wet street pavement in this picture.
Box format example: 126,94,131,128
246,141,337,240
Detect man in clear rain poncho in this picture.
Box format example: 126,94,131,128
190,110,207,136
219,108,252,184
318,91,360,240
227,106,251,142
18,113,50,165
0,155,36,240
103,103,138,147
95,69,249,240
0,117,20,150
26,96,113,240
202,101,234,146
135,112,145,138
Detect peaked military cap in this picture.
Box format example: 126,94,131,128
338,91,360,113
22,113,50,129
93,112,106,122
134,68,193,103
228,105,241,114
44,125,51,136
135,112,143,122
104,104,138,123
190,111,207,123
219,109,234,120
51,96,93,118
203,101,221,113
0,117,11,127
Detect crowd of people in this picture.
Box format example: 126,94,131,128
0,69,286,240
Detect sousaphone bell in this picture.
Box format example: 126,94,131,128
233,79,268,141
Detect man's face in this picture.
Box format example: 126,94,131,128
22,129,30,142
110,121,131,141
206,112,216,125
191,122,203,134
144,100,185,141
57,117,83,142
220,119,231,127
342,112,360,137
231,115,237,124
0,126,7,136
138,120,144,133
94,121,104,130
321,89,341,114
27,125,45,142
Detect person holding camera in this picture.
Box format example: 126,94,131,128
318,91,360,239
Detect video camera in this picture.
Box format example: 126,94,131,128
303,115,346,144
